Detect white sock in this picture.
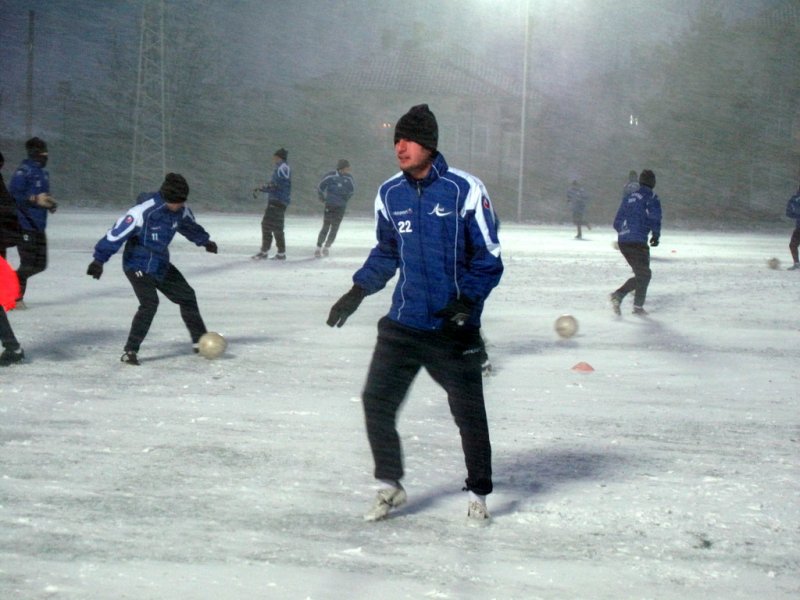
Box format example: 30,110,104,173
469,491,486,506
379,479,402,490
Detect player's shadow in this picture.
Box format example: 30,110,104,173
23,328,121,362
400,448,629,518
497,336,583,357
141,333,276,362
489,449,629,517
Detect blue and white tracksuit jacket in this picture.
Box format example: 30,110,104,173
614,185,662,244
785,191,800,228
92,192,210,281
259,161,291,206
317,169,355,208
9,159,50,232
353,152,503,331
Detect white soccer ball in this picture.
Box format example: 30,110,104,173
554,314,578,338
197,332,227,359
766,257,780,270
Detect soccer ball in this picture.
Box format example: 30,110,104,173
197,332,227,359
554,314,578,338
766,257,780,270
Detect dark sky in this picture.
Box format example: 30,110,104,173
0,0,786,135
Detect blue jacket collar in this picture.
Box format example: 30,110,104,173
403,152,447,188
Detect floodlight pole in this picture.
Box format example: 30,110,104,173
516,0,530,222
25,11,35,138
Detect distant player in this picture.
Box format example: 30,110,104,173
315,159,355,258
610,169,662,315
566,180,590,239
785,184,800,271
623,169,639,196
252,148,291,260
86,173,218,365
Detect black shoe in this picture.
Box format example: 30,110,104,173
609,293,622,315
120,350,140,365
0,348,25,366
270,253,286,261
632,306,648,316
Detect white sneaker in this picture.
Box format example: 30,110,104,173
364,485,407,522
467,499,490,524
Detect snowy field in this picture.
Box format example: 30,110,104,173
1,210,798,600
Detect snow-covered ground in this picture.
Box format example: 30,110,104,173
1,210,798,600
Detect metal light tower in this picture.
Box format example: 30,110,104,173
130,0,166,197
26,10,35,138
516,0,531,223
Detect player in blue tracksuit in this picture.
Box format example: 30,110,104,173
8,137,58,305
623,169,639,196
87,173,218,364
327,104,503,523
252,148,291,260
315,158,355,257
610,169,662,315
784,186,800,270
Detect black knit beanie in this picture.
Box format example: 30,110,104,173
160,173,190,203
274,148,288,161
25,137,48,159
639,169,656,189
394,104,438,152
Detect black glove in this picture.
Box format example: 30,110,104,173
204,241,218,254
649,235,660,247
87,260,103,280
434,296,476,327
327,285,366,328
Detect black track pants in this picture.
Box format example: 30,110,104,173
124,264,206,352
362,317,493,495
615,242,652,308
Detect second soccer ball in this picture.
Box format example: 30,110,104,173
554,314,578,338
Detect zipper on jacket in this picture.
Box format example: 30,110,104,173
414,182,436,329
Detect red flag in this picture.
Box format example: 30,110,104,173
0,256,20,311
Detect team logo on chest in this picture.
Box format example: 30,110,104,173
428,203,452,217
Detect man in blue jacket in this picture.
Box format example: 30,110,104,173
252,148,291,260
86,173,218,365
784,185,800,270
315,158,355,258
610,169,662,315
327,104,503,523
8,137,57,307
